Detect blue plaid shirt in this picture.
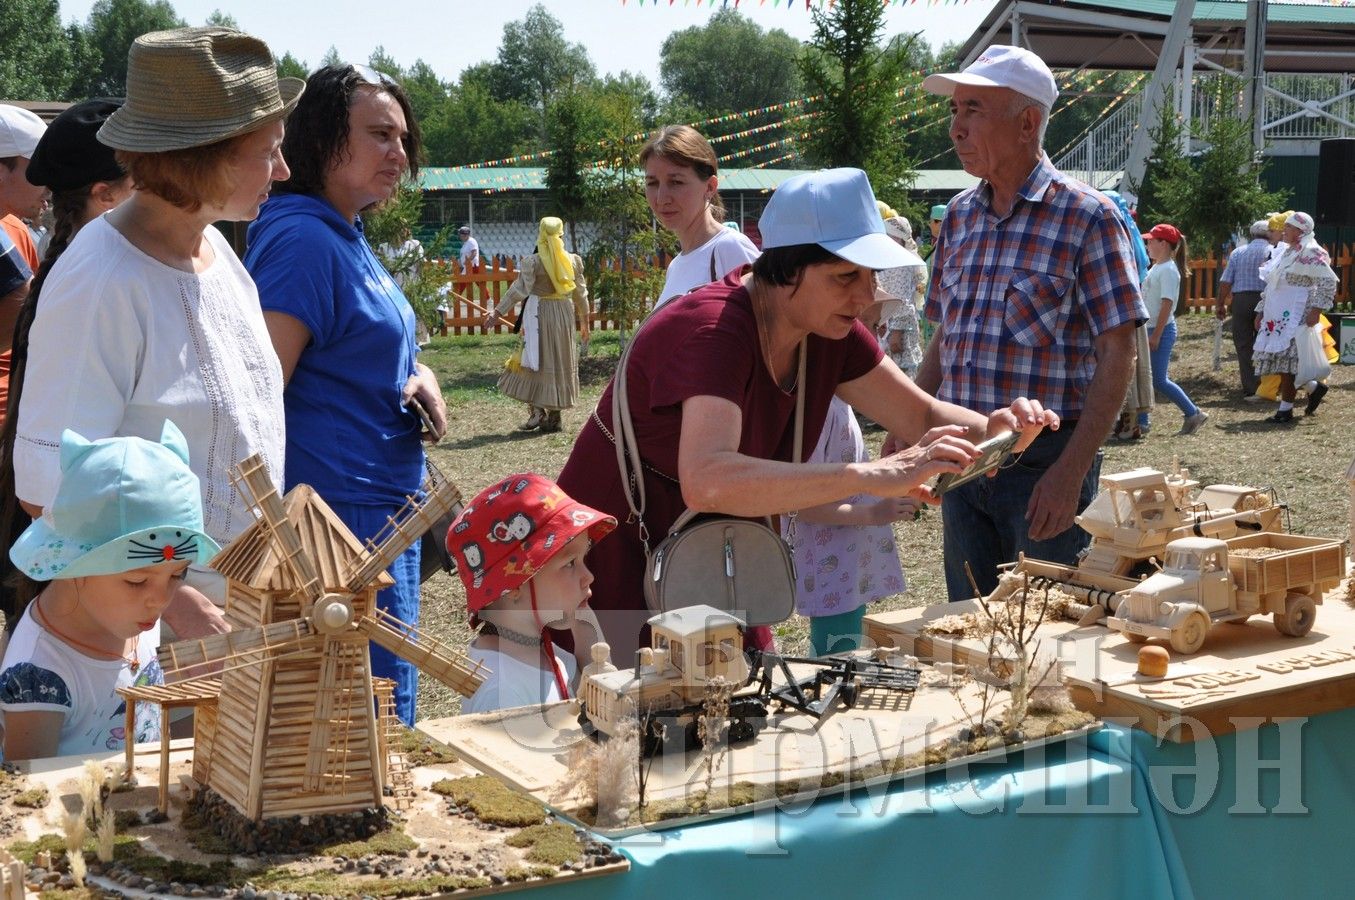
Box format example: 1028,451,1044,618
1219,238,1271,293
924,156,1146,419
0,227,30,298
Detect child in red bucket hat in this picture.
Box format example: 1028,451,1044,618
447,473,615,714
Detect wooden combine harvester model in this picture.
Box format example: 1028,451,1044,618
157,455,486,824
578,605,920,754
986,467,1285,624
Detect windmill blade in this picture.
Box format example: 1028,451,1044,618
343,464,462,594
356,607,488,697
303,637,366,793
232,453,326,606
159,618,318,683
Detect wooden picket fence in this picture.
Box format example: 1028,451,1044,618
1181,242,1355,312
432,243,1355,335
433,257,665,336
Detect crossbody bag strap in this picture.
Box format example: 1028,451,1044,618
612,322,653,553
784,337,807,543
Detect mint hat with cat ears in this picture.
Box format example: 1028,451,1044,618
10,421,220,581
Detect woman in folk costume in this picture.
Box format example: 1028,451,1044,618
485,217,590,433
1252,211,1339,424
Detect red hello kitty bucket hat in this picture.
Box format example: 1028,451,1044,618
445,473,615,612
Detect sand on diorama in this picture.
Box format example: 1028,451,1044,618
0,729,627,900
418,657,1098,838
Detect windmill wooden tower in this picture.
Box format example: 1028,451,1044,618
158,454,486,822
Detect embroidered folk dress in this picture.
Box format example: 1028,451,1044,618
1252,238,1339,376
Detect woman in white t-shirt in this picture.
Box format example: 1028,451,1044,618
642,125,759,307
1142,223,1207,436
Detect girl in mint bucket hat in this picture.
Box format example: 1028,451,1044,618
0,421,218,761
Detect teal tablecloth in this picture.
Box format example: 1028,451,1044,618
1094,712,1355,899
542,728,1178,900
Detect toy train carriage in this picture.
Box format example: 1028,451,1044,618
580,605,750,739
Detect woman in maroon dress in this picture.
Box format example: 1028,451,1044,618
559,168,1057,662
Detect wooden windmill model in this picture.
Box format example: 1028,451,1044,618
158,454,487,823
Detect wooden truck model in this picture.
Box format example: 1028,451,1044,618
987,468,1285,624
1106,532,1348,654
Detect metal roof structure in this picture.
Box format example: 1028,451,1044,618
961,0,1355,73
418,166,814,194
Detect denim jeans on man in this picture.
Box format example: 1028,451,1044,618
1150,318,1200,418
941,425,1102,601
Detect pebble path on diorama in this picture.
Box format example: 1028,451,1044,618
186,788,393,856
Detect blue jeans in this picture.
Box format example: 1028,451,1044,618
1150,319,1199,418
329,499,422,726
941,426,1102,601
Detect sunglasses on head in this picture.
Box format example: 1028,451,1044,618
351,63,397,87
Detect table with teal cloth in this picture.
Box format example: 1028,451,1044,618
531,712,1354,900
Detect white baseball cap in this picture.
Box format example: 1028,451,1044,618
0,105,47,159
759,168,915,270
923,45,1058,110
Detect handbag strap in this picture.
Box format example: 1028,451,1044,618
611,284,808,548
663,335,808,537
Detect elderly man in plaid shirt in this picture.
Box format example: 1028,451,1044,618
915,46,1147,602
1215,219,1274,399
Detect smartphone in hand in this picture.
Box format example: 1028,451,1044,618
932,430,1019,495
408,396,441,444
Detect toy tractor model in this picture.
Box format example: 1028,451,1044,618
1106,532,1347,654
578,605,921,755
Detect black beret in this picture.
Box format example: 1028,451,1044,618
27,98,126,192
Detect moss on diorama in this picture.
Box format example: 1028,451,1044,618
316,826,417,858
429,775,545,827
389,726,458,767
251,868,490,898
6,833,69,864
503,823,580,866
112,836,242,887
11,787,49,808
504,865,558,882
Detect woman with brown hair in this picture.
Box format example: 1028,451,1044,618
12,27,301,637
642,125,759,307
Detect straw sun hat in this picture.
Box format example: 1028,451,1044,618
98,26,304,153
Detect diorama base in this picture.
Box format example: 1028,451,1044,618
866,584,1355,742
185,787,392,856
418,662,1097,837
3,734,627,899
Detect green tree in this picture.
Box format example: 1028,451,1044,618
204,8,236,28
430,75,537,166
1140,82,1288,256
490,4,595,115
659,9,803,118
544,87,609,251
275,52,308,81
0,0,93,100
75,0,186,97
798,0,920,203
363,182,453,334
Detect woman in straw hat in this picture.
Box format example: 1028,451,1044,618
244,64,443,725
13,27,302,639
483,216,590,434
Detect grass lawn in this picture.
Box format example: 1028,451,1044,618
417,315,1355,720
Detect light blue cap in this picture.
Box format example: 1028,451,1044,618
10,421,219,581
758,168,914,270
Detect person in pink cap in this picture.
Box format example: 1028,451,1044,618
446,473,616,714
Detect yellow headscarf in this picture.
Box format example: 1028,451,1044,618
1267,210,1294,232
537,217,575,295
